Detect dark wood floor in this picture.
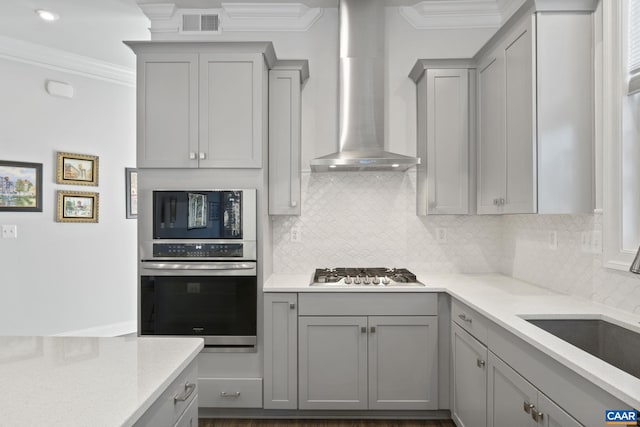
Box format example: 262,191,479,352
199,420,456,427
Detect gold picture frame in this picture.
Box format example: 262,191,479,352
56,152,98,186
56,190,99,223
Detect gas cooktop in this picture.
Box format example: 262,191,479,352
310,267,424,287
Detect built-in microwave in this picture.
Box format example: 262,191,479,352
140,189,256,261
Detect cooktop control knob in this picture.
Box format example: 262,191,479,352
344,275,352,284
354,276,361,285
382,276,390,285
372,276,380,285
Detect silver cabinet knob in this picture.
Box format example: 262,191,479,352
477,359,486,368
289,303,296,310
361,326,367,333
199,152,206,160
189,152,197,160
523,402,535,414
291,201,298,207
370,326,376,333
532,410,544,422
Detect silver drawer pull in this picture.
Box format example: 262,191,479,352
221,391,241,398
174,382,196,403
458,313,473,324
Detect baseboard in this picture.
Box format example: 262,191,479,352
198,408,452,420
55,321,137,337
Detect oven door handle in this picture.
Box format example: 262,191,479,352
142,262,256,271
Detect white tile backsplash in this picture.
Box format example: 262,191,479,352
502,213,640,315
272,171,502,273
272,171,640,315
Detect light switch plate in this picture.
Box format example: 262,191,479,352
290,226,301,243
2,225,17,239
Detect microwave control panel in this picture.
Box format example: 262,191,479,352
153,243,243,258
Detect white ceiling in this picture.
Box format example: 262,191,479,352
0,0,150,69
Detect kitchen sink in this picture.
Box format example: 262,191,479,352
525,318,640,380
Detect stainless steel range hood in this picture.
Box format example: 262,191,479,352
310,0,420,172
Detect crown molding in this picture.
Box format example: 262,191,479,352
399,0,502,30
0,35,135,87
221,3,323,32
138,3,179,33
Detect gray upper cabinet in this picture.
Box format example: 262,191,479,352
269,61,309,215
475,2,596,214
126,42,276,169
410,60,475,215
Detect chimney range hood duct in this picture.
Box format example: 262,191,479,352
310,0,420,172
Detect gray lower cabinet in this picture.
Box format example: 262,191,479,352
298,316,368,410
487,352,582,427
298,315,438,410
368,316,438,410
451,322,487,427
263,293,298,409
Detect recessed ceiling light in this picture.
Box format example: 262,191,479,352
35,9,59,22
391,164,400,168
329,165,337,169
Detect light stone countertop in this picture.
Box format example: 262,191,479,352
263,272,640,409
0,336,203,427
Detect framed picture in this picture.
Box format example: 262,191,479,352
56,190,99,223
56,152,98,186
125,167,138,219
0,160,43,212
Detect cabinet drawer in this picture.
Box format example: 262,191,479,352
452,299,489,344
298,293,437,316
135,361,198,427
199,378,262,408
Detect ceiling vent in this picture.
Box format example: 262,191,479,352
181,12,221,33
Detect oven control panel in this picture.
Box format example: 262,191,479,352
153,243,243,258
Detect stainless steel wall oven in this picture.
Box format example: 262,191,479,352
139,189,257,352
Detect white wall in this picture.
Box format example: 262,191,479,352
0,57,137,335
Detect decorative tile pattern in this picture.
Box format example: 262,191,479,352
272,172,640,315
502,214,640,315
272,171,503,274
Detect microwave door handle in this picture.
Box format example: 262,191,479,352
169,198,177,224
142,263,255,271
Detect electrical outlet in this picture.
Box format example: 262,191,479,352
548,231,557,250
1,225,17,239
591,230,602,253
290,226,301,243
436,228,447,243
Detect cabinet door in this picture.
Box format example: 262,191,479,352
477,52,505,214
368,316,438,410
424,69,469,215
263,293,297,409
298,316,368,410
199,53,263,168
173,395,198,427
487,352,537,427
137,53,199,168
451,323,488,427
269,69,301,215
537,393,583,427
502,16,536,214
